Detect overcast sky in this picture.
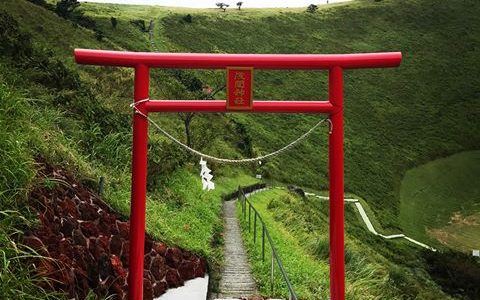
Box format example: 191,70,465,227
80,0,350,8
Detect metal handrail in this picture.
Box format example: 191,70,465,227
238,187,298,300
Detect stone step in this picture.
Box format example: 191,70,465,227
218,200,257,297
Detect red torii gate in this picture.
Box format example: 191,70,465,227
75,49,402,300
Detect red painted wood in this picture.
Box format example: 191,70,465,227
128,64,149,300
75,49,401,70
329,66,345,300
145,100,334,113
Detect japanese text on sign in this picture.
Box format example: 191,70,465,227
226,67,253,111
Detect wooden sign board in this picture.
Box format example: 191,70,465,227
226,67,253,111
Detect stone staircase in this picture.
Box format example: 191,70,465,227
215,200,257,299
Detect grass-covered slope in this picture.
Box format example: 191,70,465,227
400,150,480,251
239,188,451,299
1,0,480,298
153,0,480,230
0,1,256,297
1,0,255,255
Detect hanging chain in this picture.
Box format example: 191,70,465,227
131,99,331,164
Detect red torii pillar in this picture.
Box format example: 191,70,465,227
75,49,402,300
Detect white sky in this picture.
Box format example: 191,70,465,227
80,0,350,8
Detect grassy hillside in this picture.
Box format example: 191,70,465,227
0,0,256,297
240,187,479,299
153,0,480,229
80,0,480,298
79,0,480,229
400,150,480,252
1,0,479,299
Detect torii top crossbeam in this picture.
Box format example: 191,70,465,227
75,49,401,69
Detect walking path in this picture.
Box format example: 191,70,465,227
216,199,257,299
301,191,436,251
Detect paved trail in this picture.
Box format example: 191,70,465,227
302,191,436,251
217,200,257,299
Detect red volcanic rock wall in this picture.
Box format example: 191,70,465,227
23,164,206,300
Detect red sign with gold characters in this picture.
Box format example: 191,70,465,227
226,67,253,111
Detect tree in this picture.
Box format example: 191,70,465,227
56,0,80,19
110,17,117,29
179,83,225,148
215,2,230,12
306,4,318,13
237,1,243,10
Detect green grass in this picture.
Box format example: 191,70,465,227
0,210,63,300
105,167,258,257
0,3,257,296
237,189,418,300
399,150,480,251
155,0,480,231
237,189,329,299
239,188,450,299
0,79,66,299
1,0,479,298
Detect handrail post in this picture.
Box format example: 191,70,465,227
253,212,257,243
262,225,265,262
239,187,244,216
271,249,275,295
248,203,251,232
243,193,246,215
243,190,247,221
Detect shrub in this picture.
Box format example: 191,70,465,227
54,0,97,32
267,198,280,209
182,14,193,23
71,13,96,30
147,140,188,192
94,29,104,41
27,0,47,5
306,4,318,13
26,0,47,7
55,0,80,19
130,19,147,32
0,11,33,58
110,16,118,28
27,50,80,90
312,236,330,260
423,250,480,299
168,69,203,92
0,13,80,92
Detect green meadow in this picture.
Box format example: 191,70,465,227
400,151,480,252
